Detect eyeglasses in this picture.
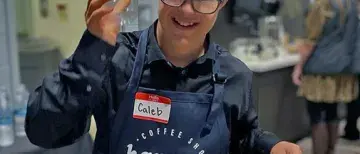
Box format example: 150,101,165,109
161,0,224,14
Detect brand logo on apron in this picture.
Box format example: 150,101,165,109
126,127,205,154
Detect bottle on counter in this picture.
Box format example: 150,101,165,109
106,0,139,32
13,84,29,137
0,86,15,147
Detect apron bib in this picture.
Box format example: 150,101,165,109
109,28,230,154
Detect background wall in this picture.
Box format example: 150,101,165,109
15,0,158,58
15,0,88,58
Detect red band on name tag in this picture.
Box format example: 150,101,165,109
133,92,171,124
135,92,171,104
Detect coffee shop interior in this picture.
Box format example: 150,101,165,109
0,0,360,153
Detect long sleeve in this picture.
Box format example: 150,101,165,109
25,30,116,149
243,88,282,154
237,73,282,154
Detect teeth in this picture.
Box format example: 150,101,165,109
175,18,194,27
179,22,194,26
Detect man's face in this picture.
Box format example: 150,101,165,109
158,0,227,41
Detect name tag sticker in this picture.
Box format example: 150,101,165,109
133,92,171,124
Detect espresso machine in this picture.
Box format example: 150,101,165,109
257,0,284,59
226,0,283,60
258,0,283,43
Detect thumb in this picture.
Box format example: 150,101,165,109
294,77,301,86
113,0,131,13
292,74,300,86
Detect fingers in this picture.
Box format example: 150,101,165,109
293,149,302,154
85,0,109,20
290,145,303,154
292,72,302,86
276,151,286,154
292,77,301,86
292,69,300,84
113,0,131,13
86,3,114,24
295,77,302,86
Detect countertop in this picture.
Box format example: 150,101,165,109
241,53,300,73
0,134,93,154
230,45,300,73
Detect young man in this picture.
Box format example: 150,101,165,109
25,0,302,153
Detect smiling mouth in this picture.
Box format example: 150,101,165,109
172,17,199,29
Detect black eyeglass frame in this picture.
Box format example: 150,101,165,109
160,0,224,14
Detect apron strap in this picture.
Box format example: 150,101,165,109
128,31,149,89
110,28,149,153
202,47,227,136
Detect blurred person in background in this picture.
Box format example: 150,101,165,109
341,0,360,141
292,0,359,153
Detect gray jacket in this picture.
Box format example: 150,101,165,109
352,13,360,73
303,0,359,74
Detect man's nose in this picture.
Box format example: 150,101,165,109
180,0,196,14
